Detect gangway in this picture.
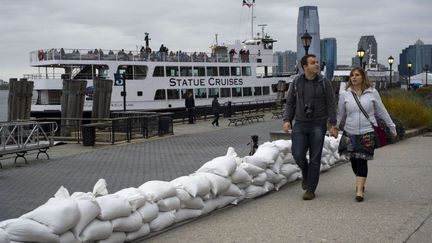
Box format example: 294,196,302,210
0,121,58,168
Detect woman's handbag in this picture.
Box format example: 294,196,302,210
351,92,389,148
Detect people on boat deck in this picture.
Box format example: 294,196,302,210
159,44,169,61
185,91,195,124
229,49,237,62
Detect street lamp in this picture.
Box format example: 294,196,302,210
407,63,412,88
388,56,394,87
424,64,429,86
301,30,312,55
357,48,365,69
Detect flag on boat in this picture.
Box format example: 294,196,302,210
242,0,253,8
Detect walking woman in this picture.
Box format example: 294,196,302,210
337,67,397,202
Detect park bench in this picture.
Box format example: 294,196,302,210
272,111,283,119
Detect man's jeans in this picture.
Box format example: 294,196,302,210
291,120,326,193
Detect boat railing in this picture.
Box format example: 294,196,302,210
30,48,272,64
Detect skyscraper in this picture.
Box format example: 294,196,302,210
274,50,297,75
398,39,432,76
353,35,377,67
320,38,337,80
297,6,320,66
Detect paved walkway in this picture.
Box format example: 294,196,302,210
0,114,431,242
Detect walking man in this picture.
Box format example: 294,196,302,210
185,91,195,124
211,95,220,126
282,54,338,200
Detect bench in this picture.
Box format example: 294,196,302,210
228,117,247,126
0,142,52,167
272,111,283,119
228,114,265,126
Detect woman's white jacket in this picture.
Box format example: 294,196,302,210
337,87,397,135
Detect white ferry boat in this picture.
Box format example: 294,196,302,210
26,31,292,117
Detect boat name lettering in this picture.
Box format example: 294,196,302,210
169,78,243,87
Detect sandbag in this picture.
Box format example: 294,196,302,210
111,211,143,232
59,231,80,243
239,163,265,177
99,232,126,243
215,196,237,209
125,224,150,242
275,178,288,190
282,153,296,164
0,228,10,243
138,180,177,201
235,181,251,189
201,199,220,215
265,169,284,184
244,185,268,198
196,172,231,196
70,193,101,236
230,166,252,184
170,175,210,197
149,211,175,232
251,172,267,186
221,184,243,197
280,163,300,178
196,155,237,177
93,178,109,196
79,219,112,242
96,194,132,220
174,209,202,223
263,181,275,191
243,156,268,169
254,142,280,162
272,139,292,154
2,218,60,243
136,202,159,223
157,196,181,212
114,187,147,211
286,171,301,183
176,189,205,209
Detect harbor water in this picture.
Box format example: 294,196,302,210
0,90,8,121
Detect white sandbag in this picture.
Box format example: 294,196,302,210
280,163,300,178
226,147,237,157
230,190,246,205
188,173,212,197
93,178,109,196
0,228,10,243
2,218,59,243
271,155,284,174
215,196,237,209
287,171,301,183
263,181,275,191
59,231,80,243
221,184,243,197
282,153,296,164
244,185,268,198
21,188,79,234
111,211,143,232
138,180,177,201
196,172,231,196
79,219,112,242
99,232,126,243
321,157,329,165
230,166,252,184
323,136,331,150
251,172,267,186
171,175,210,197
201,199,220,215
275,178,288,190
125,224,150,242
322,147,331,157
176,189,205,209
157,196,181,212
70,193,101,236
149,211,175,232
243,156,268,169
174,209,202,223
136,202,159,223
239,162,265,177
329,138,340,152
265,169,285,184
254,142,280,162
96,194,132,220
272,139,292,155
320,164,331,172
196,155,237,177
235,181,251,189
328,156,336,166
114,187,147,211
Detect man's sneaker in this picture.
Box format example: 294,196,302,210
303,191,315,200
301,179,307,190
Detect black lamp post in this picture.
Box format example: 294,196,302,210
424,64,429,86
388,56,394,87
407,63,412,88
357,48,365,69
301,30,312,55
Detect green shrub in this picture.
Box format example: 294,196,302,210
382,95,432,129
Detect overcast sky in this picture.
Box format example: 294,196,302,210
0,0,431,81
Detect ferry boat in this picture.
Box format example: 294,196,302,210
26,30,292,117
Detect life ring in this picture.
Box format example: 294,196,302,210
38,50,44,60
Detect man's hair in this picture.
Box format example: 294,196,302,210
300,54,317,70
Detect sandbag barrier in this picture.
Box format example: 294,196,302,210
0,135,347,243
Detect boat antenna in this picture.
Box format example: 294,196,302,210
251,1,256,39
258,24,267,40
215,33,218,45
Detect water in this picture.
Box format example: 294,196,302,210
0,90,8,121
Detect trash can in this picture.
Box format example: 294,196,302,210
81,124,95,146
158,113,173,136
226,101,232,117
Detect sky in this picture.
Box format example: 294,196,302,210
0,0,431,81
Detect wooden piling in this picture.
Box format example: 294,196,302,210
92,78,113,119
61,80,87,136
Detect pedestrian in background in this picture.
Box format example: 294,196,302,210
211,95,220,126
282,54,338,200
185,91,195,124
337,67,397,202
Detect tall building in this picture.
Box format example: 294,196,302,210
297,6,320,66
320,38,337,80
398,39,432,76
352,35,377,67
274,51,297,75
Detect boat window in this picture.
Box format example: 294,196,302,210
154,89,166,100
219,67,230,76
181,89,193,99
232,87,242,97
167,89,180,99
193,66,205,77
194,88,207,99
41,90,61,105
166,66,179,77
207,67,218,76
180,66,193,77
133,66,148,79
220,88,231,98
254,86,262,96
231,67,241,76
153,66,165,77
263,86,270,95
208,88,219,98
137,91,143,96
242,67,252,76
243,87,252,96
117,66,133,80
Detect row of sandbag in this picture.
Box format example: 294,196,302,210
0,135,346,243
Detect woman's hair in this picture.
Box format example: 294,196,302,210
345,67,373,91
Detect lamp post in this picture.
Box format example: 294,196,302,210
357,48,365,69
388,56,394,87
424,64,429,86
301,30,312,55
407,63,412,88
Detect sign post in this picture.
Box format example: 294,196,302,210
114,72,127,111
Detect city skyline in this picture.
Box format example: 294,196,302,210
0,0,431,81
